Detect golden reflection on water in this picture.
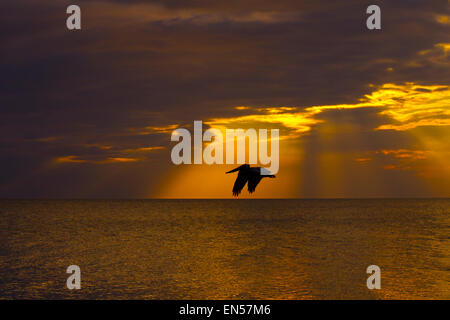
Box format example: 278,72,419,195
0,199,448,299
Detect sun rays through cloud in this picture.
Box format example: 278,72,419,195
157,82,450,198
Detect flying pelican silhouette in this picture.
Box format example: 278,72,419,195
225,164,276,196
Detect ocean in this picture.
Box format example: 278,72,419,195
0,199,448,299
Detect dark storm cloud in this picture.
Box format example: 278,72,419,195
0,0,449,197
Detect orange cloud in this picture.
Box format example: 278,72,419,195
123,146,165,153
55,155,141,164
54,155,87,164
379,149,428,160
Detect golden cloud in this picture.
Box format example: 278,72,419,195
373,83,450,131
205,82,450,136
435,15,450,25
136,125,178,135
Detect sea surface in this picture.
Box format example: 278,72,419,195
0,199,448,299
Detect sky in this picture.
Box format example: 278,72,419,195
0,0,449,198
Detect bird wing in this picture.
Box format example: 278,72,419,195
247,175,263,193
232,171,249,196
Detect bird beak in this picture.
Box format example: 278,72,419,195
226,166,240,174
